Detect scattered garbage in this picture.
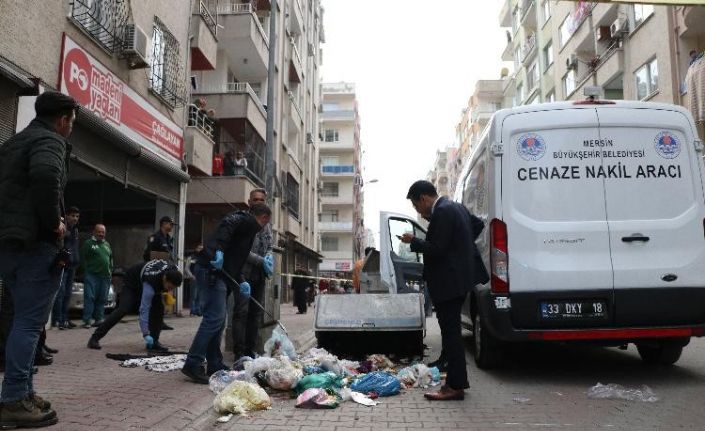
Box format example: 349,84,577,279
350,372,401,397
587,383,659,403
244,357,280,377
396,364,440,389
294,372,344,395
513,397,531,404
119,354,186,372
295,388,339,409
264,358,303,391
232,356,253,371
209,370,256,394
216,414,233,423
264,326,297,360
367,354,394,371
350,391,379,407
213,381,272,415
303,365,325,375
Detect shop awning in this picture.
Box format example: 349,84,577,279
0,55,35,89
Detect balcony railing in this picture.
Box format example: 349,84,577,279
288,91,303,123
199,0,218,36
319,221,354,231
321,165,355,174
320,109,356,121
218,1,269,46
520,0,535,21
187,104,215,141
290,38,303,68
216,140,265,186
196,82,265,112
521,33,537,64
69,0,130,54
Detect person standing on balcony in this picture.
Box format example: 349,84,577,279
234,151,248,175
223,151,237,176
80,224,113,329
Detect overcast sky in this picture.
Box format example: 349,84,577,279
320,0,509,244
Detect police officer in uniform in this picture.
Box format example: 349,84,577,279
143,216,176,330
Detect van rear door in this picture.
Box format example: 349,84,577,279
502,108,614,328
597,107,705,326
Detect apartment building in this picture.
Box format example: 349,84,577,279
319,82,363,277
186,0,325,306
0,1,192,307
499,0,556,105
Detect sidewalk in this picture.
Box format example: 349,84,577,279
12,301,446,430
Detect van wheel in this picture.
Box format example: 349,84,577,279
637,341,683,365
473,313,502,369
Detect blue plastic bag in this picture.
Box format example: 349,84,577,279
303,365,326,375
350,372,401,397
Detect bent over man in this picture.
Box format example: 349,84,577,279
0,91,79,428
87,259,182,352
181,203,271,384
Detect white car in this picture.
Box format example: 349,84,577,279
68,281,117,312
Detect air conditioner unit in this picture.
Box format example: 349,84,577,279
122,24,149,69
595,26,611,42
610,17,627,38
566,54,578,70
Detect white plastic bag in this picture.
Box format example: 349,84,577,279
587,383,659,403
264,326,297,359
265,358,303,391
209,370,255,394
213,380,272,415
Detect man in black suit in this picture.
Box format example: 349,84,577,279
401,180,489,401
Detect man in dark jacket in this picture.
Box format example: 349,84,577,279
181,203,271,384
52,206,80,329
401,180,489,401
87,259,182,352
143,216,175,262
0,91,78,428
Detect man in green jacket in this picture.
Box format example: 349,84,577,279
80,224,113,328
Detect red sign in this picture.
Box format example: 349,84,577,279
59,34,183,162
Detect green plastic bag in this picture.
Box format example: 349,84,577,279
294,372,343,395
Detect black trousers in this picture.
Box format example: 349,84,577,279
93,287,163,342
435,295,469,390
231,277,265,357
293,287,307,313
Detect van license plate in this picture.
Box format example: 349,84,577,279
540,300,607,320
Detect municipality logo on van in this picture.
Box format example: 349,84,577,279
516,134,546,161
654,132,681,159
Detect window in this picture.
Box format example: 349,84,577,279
321,156,339,166
150,17,185,108
285,174,300,218
320,210,339,222
633,4,654,28
322,103,340,112
543,41,554,70
388,218,424,263
542,0,552,25
635,58,658,100
559,16,571,47
546,91,556,103
321,236,339,251
324,129,339,142
563,69,576,96
517,83,525,104
527,61,539,91
511,5,519,34
514,46,522,70
321,182,339,197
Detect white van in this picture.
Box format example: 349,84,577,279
385,100,705,368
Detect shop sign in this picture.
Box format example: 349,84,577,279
58,33,183,162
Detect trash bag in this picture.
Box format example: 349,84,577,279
294,372,344,395
244,357,280,377
587,383,659,403
396,367,417,388
339,359,361,375
412,364,435,389
264,326,297,360
429,366,441,383
350,372,401,397
265,361,303,391
213,380,272,415
303,365,325,375
295,388,339,409
209,370,255,394
232,356,253,371
350,391,378,407
367,354,394,371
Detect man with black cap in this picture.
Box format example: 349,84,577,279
143,215,176,330
0,91,79,428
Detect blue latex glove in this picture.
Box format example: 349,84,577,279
210,250,224,270
144,335,154,349
240,281,251,297
262,254,274,277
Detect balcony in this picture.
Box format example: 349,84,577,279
591,2,619,27
499,0,512,27
595,47,624,88
184,105,215,175
288,0,304,35
289,39,304,83
187,175,260,205
319,221,354,232
191,1,218,70
288,91,303,130
321,165,355,177
320,194,354,206
520,0,537,29
501,34,515,61
322,82,356,94
194,82,267,140
217,1,269,80
521,33,537,65
320,109,356,122
677,6,705,38
319,139,355,152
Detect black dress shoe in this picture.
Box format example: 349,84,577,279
43,345,58,354
161,323,174,330
87,336,101,350
147,341,169,353
66,321,77,328
34,353,53,366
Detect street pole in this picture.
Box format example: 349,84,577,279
265,0,277,200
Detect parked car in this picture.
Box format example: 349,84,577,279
68,281,117,312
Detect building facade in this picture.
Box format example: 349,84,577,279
185,0,325,306
318,82,363,277
0,0,192,308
